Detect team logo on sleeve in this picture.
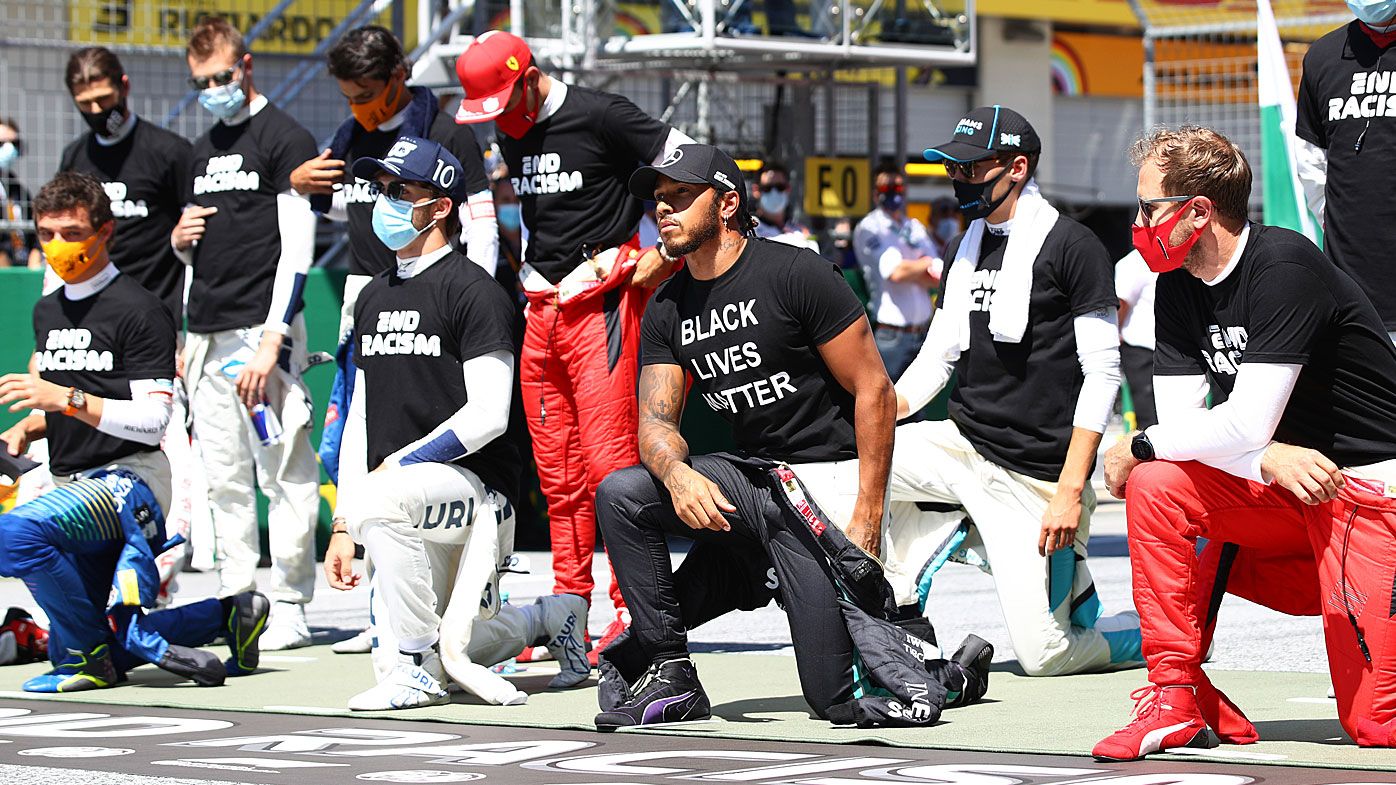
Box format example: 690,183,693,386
360,310,441,357
35,328,113,372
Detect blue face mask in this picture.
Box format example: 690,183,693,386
0,142,16,171
498,203,521,232
759,190,789,216
1350,0,1396,24
372,195,438,251
199,80,247,120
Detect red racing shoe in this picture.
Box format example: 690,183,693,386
587,611,630,669
1093,685,1218,761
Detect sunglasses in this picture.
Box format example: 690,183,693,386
188,64,241,91
1137,194,1197,225
367,180,434,201
761,183,788,193
944,158,1009,180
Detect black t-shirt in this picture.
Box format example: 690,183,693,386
343,112,490,277
1296,22,1396,329
642,239,866,463
1154,224,1396,467
499,84,669,283
942,218,1116,481
186,102,317,333
60,118,192,323
32,273,177,476
353,250,524,507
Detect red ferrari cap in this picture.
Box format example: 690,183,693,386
455,30,533,124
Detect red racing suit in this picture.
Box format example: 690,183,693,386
520,238,650,610
1127,459,1396,747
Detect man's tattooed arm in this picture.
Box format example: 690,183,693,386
637,363,690,484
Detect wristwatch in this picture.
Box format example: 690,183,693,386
63,387,87,417
1131,432,1156,462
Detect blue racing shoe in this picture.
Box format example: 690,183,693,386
223,591,271,676
594,657,710,731
23,644,118,693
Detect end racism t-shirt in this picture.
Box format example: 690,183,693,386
186,102,317,333
499,85,669,283
59,118,192,323
941,216,1116,482
343,112,491,277
33,273,177,476
353,250,524,507
1154,223,1396,467
641,238,866,464
1296,21,1396,329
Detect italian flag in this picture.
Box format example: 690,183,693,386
1258,0,1323,244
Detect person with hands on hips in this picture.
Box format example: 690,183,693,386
592,143,994,731
1095,126,1396,761
321,136,589,711
881,105,1143,679
173,17,321,651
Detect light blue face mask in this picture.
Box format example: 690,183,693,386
199,80,247,120
1350,0,1396,24
497,203,522,232
372,194,438,251
0,142,16,171
759,189,789,215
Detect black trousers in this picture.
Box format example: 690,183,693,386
1121,343,1157,430
596,455,856,719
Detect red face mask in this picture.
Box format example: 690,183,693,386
1132,198,1203,273
494,79,539,139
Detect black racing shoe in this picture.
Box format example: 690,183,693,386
158,644,227,687
945,634,993,708
223,591,270,676
594,657,711,731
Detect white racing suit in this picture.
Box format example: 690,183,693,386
183,317,318,604
340,461,563,706
883,419,1142,677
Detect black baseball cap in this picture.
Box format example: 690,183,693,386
628,143,747,211
922,105,1041,164
351,135,467,200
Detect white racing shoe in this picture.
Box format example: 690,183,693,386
537,594,591,688
259,602,312,651
348,650,450,711
332,627,374,654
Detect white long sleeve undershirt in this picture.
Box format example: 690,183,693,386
95,379,175,446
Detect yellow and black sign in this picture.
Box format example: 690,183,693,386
804,157,869,218
69,0,418,54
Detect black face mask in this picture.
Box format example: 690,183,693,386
952,165,1013,221
81,102,128,139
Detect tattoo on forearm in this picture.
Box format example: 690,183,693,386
638,367,690,481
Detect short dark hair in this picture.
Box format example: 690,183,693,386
439,194,461,240
65,47,125,93
187,16,247,60
33,172,113,230
998,150,1040,182
758,161,790,180
327,25,405,82
874,160,902,179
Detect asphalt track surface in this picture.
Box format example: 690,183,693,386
0,698,1393,785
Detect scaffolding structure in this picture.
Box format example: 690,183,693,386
1128,0,1350,210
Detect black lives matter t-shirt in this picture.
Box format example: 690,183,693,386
343,112,490,277
353,250,524,506
1154,224,1396,467
642,239,866,464
60,119,192,323
187,102,317,333
942,217,1116,482
32,274,177,476
1297,22,1396,329
499,85,669,283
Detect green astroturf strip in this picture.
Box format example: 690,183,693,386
2,645,1393,771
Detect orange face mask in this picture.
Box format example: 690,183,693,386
42,230,107,283
351,78,405,132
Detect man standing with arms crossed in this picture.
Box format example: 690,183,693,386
172,17,320,651
454,31,693,657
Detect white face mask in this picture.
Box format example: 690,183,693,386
0,142,16,170
759,189,789,216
